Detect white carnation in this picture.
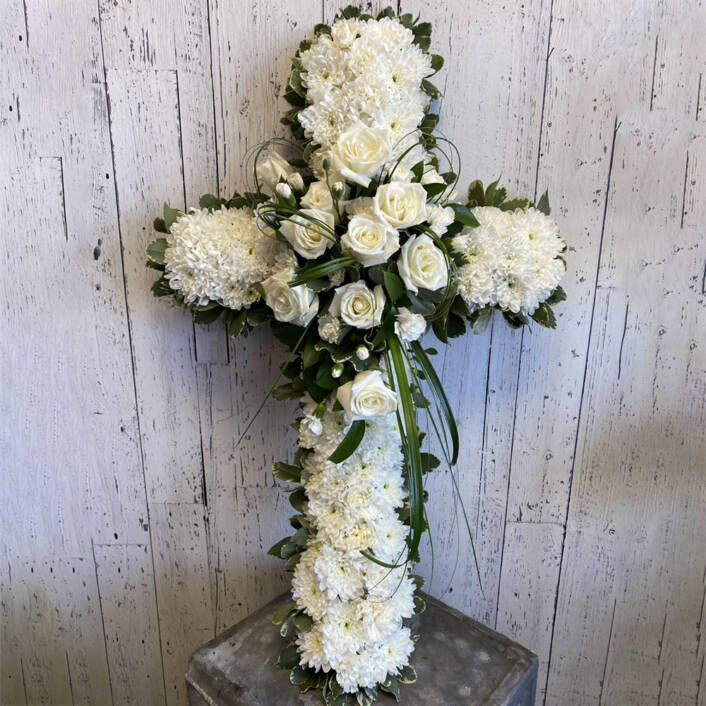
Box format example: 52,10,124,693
164,206,295,310
394,307,426,342
318,314,341,343
452,206,566,314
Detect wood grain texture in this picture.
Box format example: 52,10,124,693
1,1,704,705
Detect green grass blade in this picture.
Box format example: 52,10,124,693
388,335,424,561
410,341,459,464
288,257,355,287
328,420,365,463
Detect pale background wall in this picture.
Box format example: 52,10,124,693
1,1,704,704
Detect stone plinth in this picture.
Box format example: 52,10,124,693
186,592,538,705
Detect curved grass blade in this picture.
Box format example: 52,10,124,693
289,257,355,287
328,420,365,463
404,344,483,593
388,335,424,562
410,341,459,465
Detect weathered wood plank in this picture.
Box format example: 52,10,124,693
546,116,705,706
94,543,166,706
203,0,321,634
398,0,552,635
150,502,214,706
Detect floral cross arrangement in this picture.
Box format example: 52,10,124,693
145,6,567,705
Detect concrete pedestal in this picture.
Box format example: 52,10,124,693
186,592,538,705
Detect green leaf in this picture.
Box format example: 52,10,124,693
146,237,168,265
431,315,448,344
227,309,248,338
447,312,466,338
531,302,557,329
289,666,310,686
397,665,417,684
500,197,530,212
293,613,313,633
151,277,172,298
153,217,169,233
267,537,287,558
410,574,426,590
271,601,296,625
502,310,529,329
273,462,301,483
290,527,308,546
199,193,221,210
470,307,492,334
314,23,331,35
421,79,441,99
289,487,307,512
280,609,298,637
163,203,180,231
246,306,271,326
302,342,322,368
430,54,444,74
420,452,440,473
193,304,223,324
284,552,302,572
423,182,446,199
328,420,366,463
466,179,486,207
272,383,300,401
379,675,400,702
413,595,427,614
450,203,480,227
546,285,567,305
340,5,360,19
383,271,404,303
537,190,551,215
410,341,459,465
277,645,300,669
410,161,425,182
420,113,438,136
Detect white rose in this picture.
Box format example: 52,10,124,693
256,151,293,193
287,172,305,193
280,208,335,260
397,234,448,294
336,370,397,421
330,122,391,188
261,271,318,327
329,281,386,329
300,181,345,223
341,215,400,267
394,307,427,342
374,182,428,228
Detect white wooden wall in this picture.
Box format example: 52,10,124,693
1,1,704,704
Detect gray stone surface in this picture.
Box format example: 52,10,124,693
186,592,538,705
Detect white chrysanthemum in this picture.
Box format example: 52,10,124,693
164,206,295,310
288,392,418,691
292,548,329,621
453,206,566,315
321,601,365,661
313,544,365,601
298,15,434,178
297,624,331,672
